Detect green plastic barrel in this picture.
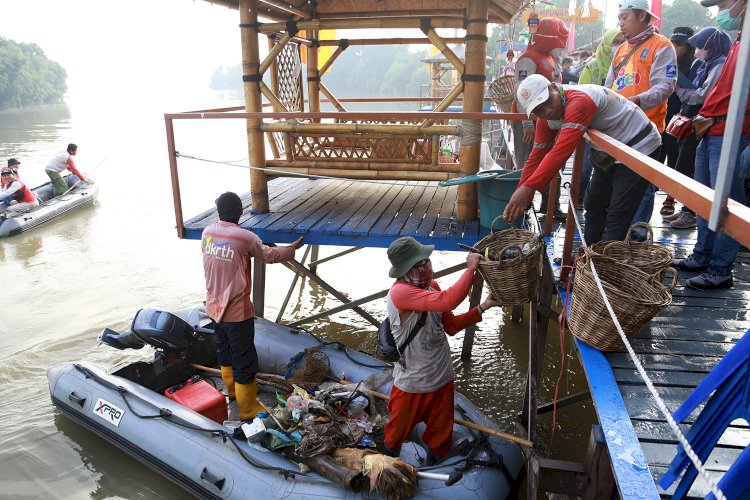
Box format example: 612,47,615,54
439,169,523,230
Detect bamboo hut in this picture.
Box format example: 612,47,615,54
192,0,522,220
420,44,494,111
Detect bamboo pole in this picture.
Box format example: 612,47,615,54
240,0,269,213
261,122,457,135
420,82,464,127
318,45,345,76
259,31,294,76
318,81,347,112
259,0,310,18
431,135,440,166
318,37,465,47
307,28,321,123
165,111,521,121
424,28,465,74
456,0,488,221
263,167,454,181
260,81,290,112
318,9,466,19
259,18,465,33
266,160,460,173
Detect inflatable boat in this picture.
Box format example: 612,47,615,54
48,307,524,499
0,174,98,237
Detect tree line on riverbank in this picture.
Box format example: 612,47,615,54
0,37,67,110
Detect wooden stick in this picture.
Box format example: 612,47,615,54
342,381,534,448
256,397,288,432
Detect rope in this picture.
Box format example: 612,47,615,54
176,152,442,189
459,120,482,146
562,195,726,500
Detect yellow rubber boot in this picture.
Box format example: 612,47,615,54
220,365,235,400
235,379,263,421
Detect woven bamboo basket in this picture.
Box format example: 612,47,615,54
590,222,673,279
568,247,676,351
488,75,516,113
473,216,544,306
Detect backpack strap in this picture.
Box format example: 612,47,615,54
396,312,427,363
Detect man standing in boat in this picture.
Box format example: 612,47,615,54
502,75,662,243
45,143,87,197
0,167,38,215
383,237,498,462
202,192,303,421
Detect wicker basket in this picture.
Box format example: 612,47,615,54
473,216,544,306
568,247,676,351
488,75,516,113
590,222,673,279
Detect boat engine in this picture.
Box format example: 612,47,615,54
100,308,214,352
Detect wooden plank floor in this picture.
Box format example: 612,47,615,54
182,177,493,250
548,181,750,498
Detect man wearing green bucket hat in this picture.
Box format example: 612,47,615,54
503,74,662,244
382,237,498,461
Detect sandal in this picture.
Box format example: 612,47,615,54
660,197,675,216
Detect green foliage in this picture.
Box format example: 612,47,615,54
660,0,715,39
0,37,67,110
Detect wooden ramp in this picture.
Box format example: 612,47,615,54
182,177,490,249
548,190,750,499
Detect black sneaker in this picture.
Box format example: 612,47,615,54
686,272,733,290
672,255,709,272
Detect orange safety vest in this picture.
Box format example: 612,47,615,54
611,34,673,133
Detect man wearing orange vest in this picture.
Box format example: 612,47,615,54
605,0,676,229
513,17,569,219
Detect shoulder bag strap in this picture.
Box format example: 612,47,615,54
613,38,650,78
397,312,427,358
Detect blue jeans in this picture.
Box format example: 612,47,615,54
632,183,656,225
579,143,593,203
691,135,749,276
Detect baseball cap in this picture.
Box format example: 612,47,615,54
670,27,695,45
618,0,661,20
1,168,15,175
516,74,552,118
7,158,20,166
700,0,719,6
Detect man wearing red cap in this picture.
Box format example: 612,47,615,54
512,17,569,218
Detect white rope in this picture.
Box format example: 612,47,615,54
565,198,726,500
176,153,442,188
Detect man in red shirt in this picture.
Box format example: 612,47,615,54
672,0,749,290
503,74,661,243
383,237,498,461
202,192,302,420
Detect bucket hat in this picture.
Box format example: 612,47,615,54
516,74,552,118
618,0,661,20
387,237,434,278
7,158,20,167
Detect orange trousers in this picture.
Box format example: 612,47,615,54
384,381,454,456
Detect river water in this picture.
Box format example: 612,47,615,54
0,89,595,498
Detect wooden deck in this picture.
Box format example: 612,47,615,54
182,177,491,249
548,191,750,499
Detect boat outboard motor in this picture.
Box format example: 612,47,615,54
100,308,214,352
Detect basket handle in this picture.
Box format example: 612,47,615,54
660,267,679,291
625,222,653,246
601,240,633,262
499,245,524,264
490,215,519,236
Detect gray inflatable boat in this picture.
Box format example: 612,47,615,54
0,174,98,237
48,307,524,499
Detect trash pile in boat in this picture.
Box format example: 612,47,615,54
229,347,418,499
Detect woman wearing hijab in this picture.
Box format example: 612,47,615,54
578,28,626,86
664,27,732,229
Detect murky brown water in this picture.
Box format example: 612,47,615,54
0,92,596,498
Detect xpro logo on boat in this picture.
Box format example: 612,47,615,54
93,398,125,427
202,237,235,261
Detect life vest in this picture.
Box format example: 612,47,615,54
4,180,35,205
611,33,674,132
518,47,560,83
